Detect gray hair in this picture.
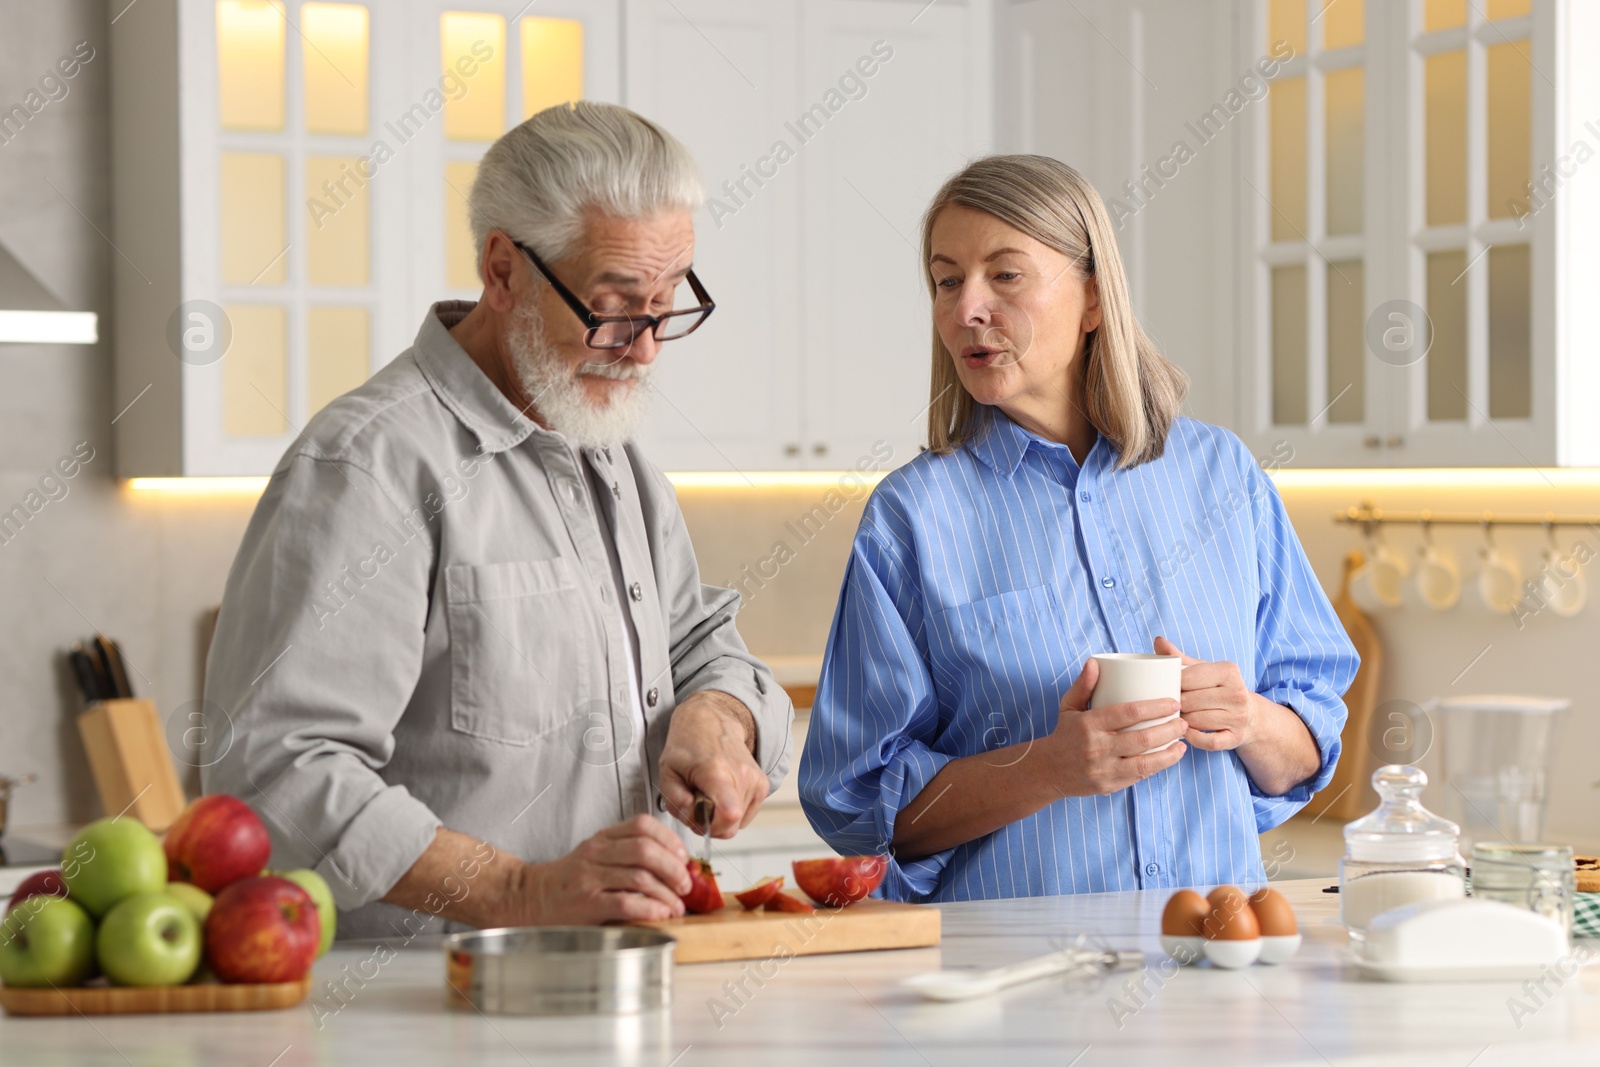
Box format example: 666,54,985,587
468,101,704,266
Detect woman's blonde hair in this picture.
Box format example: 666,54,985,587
920,155,1187,468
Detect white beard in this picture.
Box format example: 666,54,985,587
507,300,654,449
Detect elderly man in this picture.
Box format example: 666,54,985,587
203,102,792,939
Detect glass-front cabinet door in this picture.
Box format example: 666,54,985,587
109,0,618,476
1236,0,1575,468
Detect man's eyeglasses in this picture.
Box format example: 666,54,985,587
510,237,715,351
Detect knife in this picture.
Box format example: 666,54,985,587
68,645,101,703
97,635,134,699
76,641,113,702
692,791,715,864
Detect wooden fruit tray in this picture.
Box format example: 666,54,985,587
0,977,312,1016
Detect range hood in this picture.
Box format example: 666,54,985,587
0,240,97,344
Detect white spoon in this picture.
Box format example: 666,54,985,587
901,947,1144,1001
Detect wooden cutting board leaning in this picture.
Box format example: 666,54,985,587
1303,549,1383,822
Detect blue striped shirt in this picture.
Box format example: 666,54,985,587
798,407,1358,902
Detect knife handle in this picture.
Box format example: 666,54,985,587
692,791,715,831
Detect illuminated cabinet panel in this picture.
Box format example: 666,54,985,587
307,306,371,415
222,305,289,435
522,18,584,116
217,0,286,130
303,3,369,134
109,0,619,476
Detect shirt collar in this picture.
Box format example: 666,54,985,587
412,301,540,454
967,405,1093,482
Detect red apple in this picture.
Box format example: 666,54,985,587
204,876,320,984
7,869,68,914
733,876,783,909
763,891,816,914
164,795,272,894
680,859,724,914
792,856,887,906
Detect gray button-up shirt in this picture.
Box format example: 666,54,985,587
202,302,793,939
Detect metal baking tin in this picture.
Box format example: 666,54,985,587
444,926,674,1016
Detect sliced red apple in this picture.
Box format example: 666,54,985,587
733,876,784,909
763,891,816,914
792,856,887,906
681,859,725,914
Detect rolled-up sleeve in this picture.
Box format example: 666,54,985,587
646,470,793,789
800,523,954,900
202,453,442,911
1245,462,1360,830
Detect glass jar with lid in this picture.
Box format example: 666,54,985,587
1340,765,1467,942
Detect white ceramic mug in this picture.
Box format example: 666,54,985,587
1478,546,1523,614
1413,543,1461,611
1543,547,1587,617
1089,653,1183,752
1351,542,1409,612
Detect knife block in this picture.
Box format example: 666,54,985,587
77,699,188,831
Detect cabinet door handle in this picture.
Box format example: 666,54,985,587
812,443,829,456
784,443,801,457
1363,435,1382,449
1385,435,1405,449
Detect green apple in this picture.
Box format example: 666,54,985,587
61,818,167,918
0,896,96,988
164,882,213,924
96,892,201,987
272,868,336,956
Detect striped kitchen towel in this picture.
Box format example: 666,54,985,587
1576,893,1600,939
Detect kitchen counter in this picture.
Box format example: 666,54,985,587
3,879,1598,1065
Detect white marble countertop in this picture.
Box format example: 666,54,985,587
4,878,1598,1066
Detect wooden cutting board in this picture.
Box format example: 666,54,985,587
634,899,939,964
1303,549,1383,822
0,977,312,1016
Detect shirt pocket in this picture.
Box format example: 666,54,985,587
929,585,1068,710
444,558,592,746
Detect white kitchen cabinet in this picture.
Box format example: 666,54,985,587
109,0,617,477
993,0,1241,433
627,0,993,471
1234,0,1600,468
622,0,806,471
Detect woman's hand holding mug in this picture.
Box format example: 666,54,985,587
1049,657,1187,795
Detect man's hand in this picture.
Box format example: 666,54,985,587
1043,657,1188,796
657,690,768,837
523,816,693,924
1153,636,1257,751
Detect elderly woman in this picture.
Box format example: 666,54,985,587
799,156,1358,902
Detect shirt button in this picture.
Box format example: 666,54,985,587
611,482,621,499
599,585,610,603
1080,490,1091,503
1145,862,1159,877
1101,576,1116,589
563,482,578,502
630,581,643,602
646,687,660,708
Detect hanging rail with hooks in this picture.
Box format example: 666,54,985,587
1334,502,1600,529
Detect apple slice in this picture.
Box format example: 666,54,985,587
763,891,816,914
733,876,784,909
681,859,725,914
792,856,887,906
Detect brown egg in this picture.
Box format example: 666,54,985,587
1161,889,1212,937
1204,886,1260,941
1248,887,1298,937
